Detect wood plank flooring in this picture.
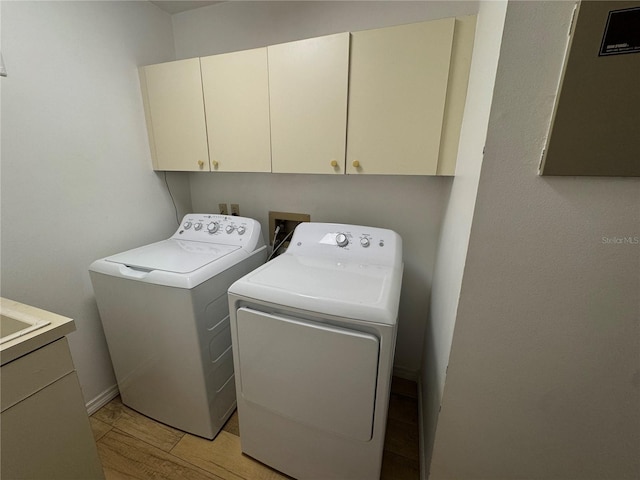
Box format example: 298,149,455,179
90,377,419,480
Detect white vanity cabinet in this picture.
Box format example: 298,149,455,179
0,299,104,479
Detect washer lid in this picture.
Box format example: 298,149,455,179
105,239,240,274
229,254,403,325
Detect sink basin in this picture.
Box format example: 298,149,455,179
0,312,50,345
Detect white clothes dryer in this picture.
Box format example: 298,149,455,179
90,214,266,439
228,222,403,480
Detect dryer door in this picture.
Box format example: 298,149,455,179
236,307,379,441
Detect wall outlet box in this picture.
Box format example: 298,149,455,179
231,204,240,216
218,203,228,215
269,211,310,246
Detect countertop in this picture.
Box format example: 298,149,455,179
0,297,76,366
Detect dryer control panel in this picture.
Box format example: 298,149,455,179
285,222,402,268
172,214,265,251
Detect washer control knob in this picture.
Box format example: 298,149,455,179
194,223,203,231
335,233,349,247
237,226,246,235
360,237,370,248
226,225,235,234
183,221,192,230
207,222,219,234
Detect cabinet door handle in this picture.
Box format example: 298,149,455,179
197,160,205,169
212,160,219,169
352,160,360,168
330,160,338,168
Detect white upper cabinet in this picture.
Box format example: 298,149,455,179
268,33,350,174
346,19,455,175
201,48,272,173
139,58,210,171
139,17,475,176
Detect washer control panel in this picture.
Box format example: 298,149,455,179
286,222,402,267
171,214,263,249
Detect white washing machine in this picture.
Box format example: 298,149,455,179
228,222,403,480
89,214,266,439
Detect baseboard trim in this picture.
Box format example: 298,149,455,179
393,365,419,382
418,376,428,480
86,384,119,415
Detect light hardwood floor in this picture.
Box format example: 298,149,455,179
90,377,420,480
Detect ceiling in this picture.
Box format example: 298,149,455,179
149,1,224,15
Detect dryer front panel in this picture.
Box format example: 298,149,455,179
236,307,379,442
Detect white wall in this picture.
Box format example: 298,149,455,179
1,1,192,406
174,0,479,376
189,173,451,373
430,1,640,478
421,0,507,472
172,1,478,59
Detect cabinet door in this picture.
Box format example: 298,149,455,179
140,58,209,171
1,372,105,479
347,19,455,175
269,33,349,174
201,48,271,172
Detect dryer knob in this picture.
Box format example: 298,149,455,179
207,222,219,234
237,226,246,235
226,225,235,234
335,233,349,247
194,223,203,231
183,221,192,230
